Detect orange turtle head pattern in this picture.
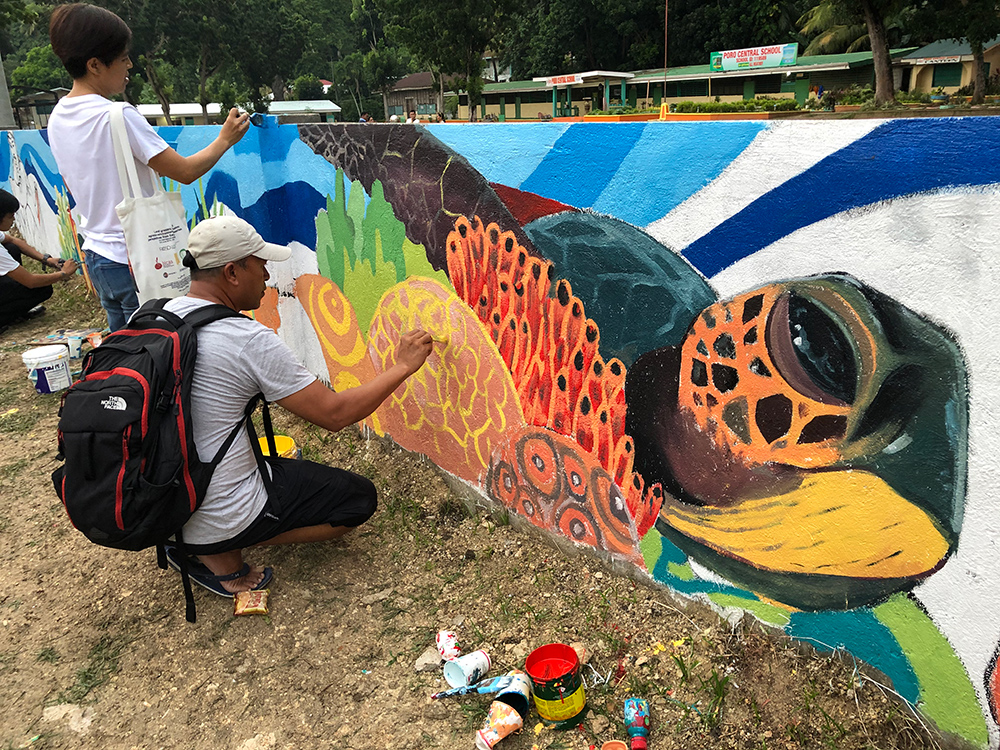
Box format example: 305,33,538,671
677,275,912,471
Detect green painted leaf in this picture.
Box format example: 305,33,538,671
874,593,988,745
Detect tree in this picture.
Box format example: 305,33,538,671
0,0,36,128
798,0,909,105
223,0,309,109
939,0,1000,104
292,73,323,100
380,0,524,117
10,43,69,92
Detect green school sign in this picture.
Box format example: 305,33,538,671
710,43,799,73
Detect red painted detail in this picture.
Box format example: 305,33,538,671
115,425,131,531
489,182,578,227
988,645,1000,725
174,372,198,511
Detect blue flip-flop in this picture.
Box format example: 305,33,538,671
163,545,273,598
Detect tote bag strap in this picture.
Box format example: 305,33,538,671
109,103,163,201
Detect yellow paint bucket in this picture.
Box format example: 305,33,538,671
258,435,301,459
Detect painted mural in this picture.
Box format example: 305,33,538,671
4,116,1000,748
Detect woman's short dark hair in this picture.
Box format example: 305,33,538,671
0,189,20,218
50,3,131,79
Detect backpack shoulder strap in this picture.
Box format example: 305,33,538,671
183,304,246,330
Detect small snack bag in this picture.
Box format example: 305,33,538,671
234,589,269,616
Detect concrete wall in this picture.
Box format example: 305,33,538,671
4,117,1000,748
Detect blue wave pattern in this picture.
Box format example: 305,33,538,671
683,117,1000,277
521,122,765,226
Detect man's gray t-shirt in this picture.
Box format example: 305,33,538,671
163,297,316,545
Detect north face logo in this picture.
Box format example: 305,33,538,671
101,396,127,411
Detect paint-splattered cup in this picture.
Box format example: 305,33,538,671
443,649,491,687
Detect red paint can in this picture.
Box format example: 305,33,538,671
524,643,587,728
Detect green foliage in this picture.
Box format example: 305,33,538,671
315,169,449,334
956,72,1000,98
0,0,33,30
588,106,659,115
827,83,875,105
897,88,932,103
672,97,800,113
380,0,521,104
292,74,324,100
10,44,69,92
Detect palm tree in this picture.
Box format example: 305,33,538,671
797,0,905,105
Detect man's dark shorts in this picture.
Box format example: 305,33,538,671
184,458,377,555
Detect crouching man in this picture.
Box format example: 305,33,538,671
163,215,432,595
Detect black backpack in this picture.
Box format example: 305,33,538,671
52,299,279,622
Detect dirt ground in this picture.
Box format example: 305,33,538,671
0,270,961,750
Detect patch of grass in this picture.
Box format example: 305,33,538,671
58,632,131,703
699,668,730,730
36,647,60,664
0,408,40,434
437,494,469,522
456,699,488,733
672,653,697,685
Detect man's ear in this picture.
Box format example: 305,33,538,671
222,262,240,283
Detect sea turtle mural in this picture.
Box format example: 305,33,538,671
291,123,968,614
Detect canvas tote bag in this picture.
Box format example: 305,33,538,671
109,103,190,303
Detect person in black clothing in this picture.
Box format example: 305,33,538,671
0,190,79,332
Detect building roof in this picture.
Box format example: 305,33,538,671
532,70,635,85
392,72,458,91
268,99,342,114
136,100,342,118
136,103,222,117
481,48,917,94
901,36,1000,61
630,48,917,83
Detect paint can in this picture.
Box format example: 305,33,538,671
257,435,302,460
22,345,72,394
493,669,532,720
524,643,587,728
66,335,83,358
443,649,491,687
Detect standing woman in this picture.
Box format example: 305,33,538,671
47,3,250,331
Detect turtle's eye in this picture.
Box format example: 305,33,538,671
786,294,857,404
767,293,857,406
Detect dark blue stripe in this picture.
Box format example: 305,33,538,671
683,118,1000,277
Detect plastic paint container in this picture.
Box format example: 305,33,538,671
524,643,587,728
22,345,72,394
257,435,302,459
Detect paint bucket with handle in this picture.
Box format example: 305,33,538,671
22,345,72,394
524,643,586,728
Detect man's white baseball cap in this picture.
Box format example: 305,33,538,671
186,216,291,269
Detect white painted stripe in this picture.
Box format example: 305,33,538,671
645,120,883,251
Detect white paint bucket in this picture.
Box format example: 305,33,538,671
22,345,72,394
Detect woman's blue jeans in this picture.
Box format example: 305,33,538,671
83,248,139,332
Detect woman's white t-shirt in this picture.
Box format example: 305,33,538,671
47,95,169,265
0,233,16,277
